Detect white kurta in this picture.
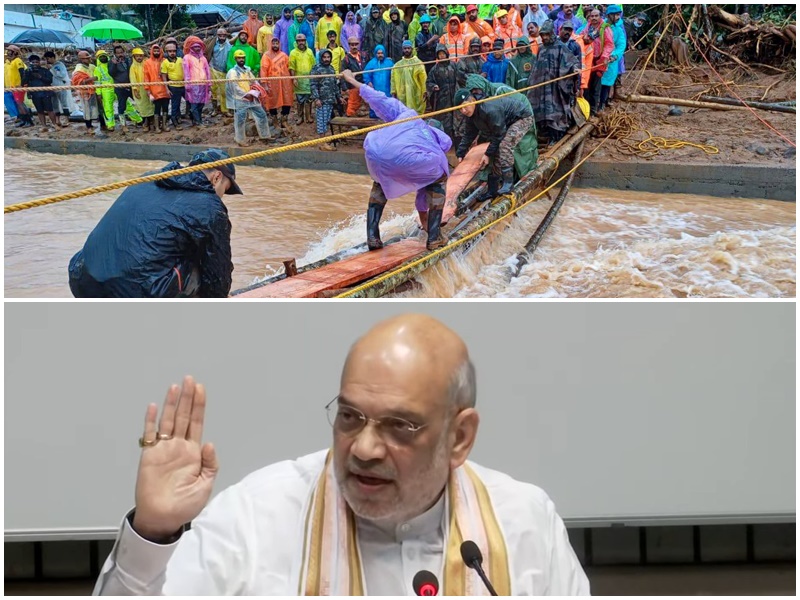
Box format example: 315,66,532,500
93,450,590,596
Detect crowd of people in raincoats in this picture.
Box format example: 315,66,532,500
5,4,636,150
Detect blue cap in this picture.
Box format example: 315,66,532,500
420,14,432,23
402,40,413,48
189,149,243,195
606,4,623,15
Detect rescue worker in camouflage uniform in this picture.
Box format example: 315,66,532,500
455,73,538,198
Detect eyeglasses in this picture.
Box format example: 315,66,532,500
325,396,428,447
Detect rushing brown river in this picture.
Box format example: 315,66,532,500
3,149,796,298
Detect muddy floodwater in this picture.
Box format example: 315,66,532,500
4,150,796,298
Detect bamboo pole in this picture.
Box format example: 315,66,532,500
344,122,596,298
698,95,796,113
619,93,746,111
512,140,585,278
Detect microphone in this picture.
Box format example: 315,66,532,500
413,570,439,596
460,540,498,596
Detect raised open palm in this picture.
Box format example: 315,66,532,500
132,376,219,541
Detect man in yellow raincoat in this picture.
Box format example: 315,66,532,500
390,40,427,114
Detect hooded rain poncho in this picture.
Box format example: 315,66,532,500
340,12,363,50
273,8,295,55
426,44,461,143
359,84,451,202
288,13,316,54
507,39,536,90
384,9,409,63
391,51,427,115
362,45,393,97
601,17,626,86
526,38,579,134
362,11,388,61
129,56,155,117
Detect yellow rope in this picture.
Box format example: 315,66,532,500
3,48,508,93
334,134,612,299
5,64,595,215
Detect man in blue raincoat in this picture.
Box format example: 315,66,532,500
341,69,452,252
361,44,393,119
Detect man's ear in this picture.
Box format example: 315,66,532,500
449,408,479,470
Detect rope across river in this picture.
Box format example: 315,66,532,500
4,48,512,93
4,64,598,215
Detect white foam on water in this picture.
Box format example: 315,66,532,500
396,191,796,299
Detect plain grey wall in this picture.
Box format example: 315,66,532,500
4,302,795,540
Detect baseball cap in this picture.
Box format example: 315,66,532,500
189,149,243,195
454,88,471,105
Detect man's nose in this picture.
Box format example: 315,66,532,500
349,422,388,462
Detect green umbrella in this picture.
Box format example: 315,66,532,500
79,19,143,41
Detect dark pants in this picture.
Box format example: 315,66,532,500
168,85,185,120
587,72,603,114
117,86,133,119
188,102,204,124
154,98,170,116
599,85,612,111
30,92,54,114
269,106,291,116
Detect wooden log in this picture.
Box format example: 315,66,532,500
698,95,796,114
707,5,748,29
344,122,597,298
513,140,585,278
619,93,745,111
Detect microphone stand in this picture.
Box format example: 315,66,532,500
469,559,498,596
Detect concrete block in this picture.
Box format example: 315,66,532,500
41,541,91,578
567,527,586,565
700,525,747,563
592,526,641,565
4,541,35,579
646,526,694,564
754,523,796,561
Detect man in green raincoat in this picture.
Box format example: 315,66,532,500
507,38,536,90
455,73,538,196
226,30,260,73
93,49,118,131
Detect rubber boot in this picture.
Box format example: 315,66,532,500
306,102,314,124
366,202,385,251
281,114,293,134
426,207,447,251
418,210,429,233
497,168,515,195
479,174,500,202
296,102,305,124
155,115,163,133
171,115,181,131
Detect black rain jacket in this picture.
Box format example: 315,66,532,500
68,163,233,298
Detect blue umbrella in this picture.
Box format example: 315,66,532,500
10,29,77,46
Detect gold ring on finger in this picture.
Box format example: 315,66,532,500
139,436,158,448
156,432,174,441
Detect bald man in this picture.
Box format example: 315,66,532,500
94,315,589,595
